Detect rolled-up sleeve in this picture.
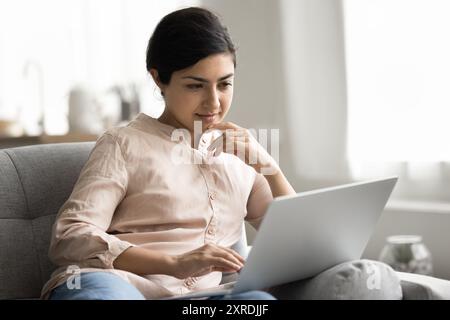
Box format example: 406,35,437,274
245,173,273,230
48,132,134,269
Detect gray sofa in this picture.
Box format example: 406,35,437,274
1,142,449,300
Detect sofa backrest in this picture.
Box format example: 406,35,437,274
0,142,95,299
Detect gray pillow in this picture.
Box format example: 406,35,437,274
268,259,403,300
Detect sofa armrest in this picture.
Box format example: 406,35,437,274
398,272,450,300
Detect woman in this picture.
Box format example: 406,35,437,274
41,7,295,300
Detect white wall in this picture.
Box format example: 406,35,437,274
203,0,450,281
201,0,297,183
279,0,350,184
363,208,450,280
201,0,351,190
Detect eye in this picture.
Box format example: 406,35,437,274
219,82,233,89
186,83,203,90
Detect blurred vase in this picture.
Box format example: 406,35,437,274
379,235,433,275
68,86,104,134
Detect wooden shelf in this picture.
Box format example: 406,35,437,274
39,133,99,144
0,133,99,149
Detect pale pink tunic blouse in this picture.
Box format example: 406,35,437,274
41,113,273,299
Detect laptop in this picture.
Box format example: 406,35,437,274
168,176,398,299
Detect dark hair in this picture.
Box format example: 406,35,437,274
146,7,236,84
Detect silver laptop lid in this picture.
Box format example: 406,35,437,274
233,176,398,293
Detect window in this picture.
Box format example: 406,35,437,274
344,0,450,162
0,0,197,135
343,0,450,202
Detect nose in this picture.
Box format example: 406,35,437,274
204,87,220,111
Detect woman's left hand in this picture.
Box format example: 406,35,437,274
206,122,279,175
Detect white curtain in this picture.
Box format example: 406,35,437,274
277,0,450,203
0,0,197,135
278,0,350,184
343,0,450,203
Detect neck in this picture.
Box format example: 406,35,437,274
158,109,198,148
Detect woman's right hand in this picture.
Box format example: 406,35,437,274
169,244,245,279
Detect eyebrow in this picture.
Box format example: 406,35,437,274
181,73,234,83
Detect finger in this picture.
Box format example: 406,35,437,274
228,136,246,142
210,130,239,150
208,121,241,131
221,247,246,264
232,141,248,156
209,135,246,152
210,257,242,271
224,131,247,141
211,266,239,273
224,129,247,137
207,130,238,150
207,135,224,151
210,249,244,268
206,248,243,268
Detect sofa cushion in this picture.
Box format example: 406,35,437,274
397,271,450,300
268,259,403,300
0,152,28,219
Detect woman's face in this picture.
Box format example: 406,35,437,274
152,53,235,134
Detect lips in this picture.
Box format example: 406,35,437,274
195,113,218,123
196,113,217,117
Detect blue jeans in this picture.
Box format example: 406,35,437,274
49,272,275,300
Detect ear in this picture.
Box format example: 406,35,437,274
149,69,165,91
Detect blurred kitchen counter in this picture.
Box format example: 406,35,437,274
0,133,99,149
